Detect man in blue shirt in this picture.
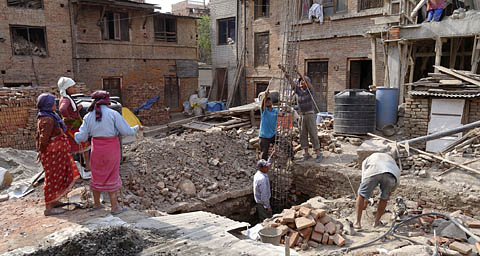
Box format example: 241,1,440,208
259,90,279,160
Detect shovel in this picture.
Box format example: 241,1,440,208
8,170,44,198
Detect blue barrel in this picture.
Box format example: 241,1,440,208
376,87,399,129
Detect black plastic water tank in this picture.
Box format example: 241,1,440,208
334,89,376,135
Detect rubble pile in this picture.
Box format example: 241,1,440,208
442,128,480,158
122,129,257,210
264,203,346,250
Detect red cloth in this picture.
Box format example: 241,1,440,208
65,123,89,153
90,136,122,192
40,135,79,204
59,97,81,120
88,91,111,122
427,0,445,10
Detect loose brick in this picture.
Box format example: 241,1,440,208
278,225,290,236
310,231,323,243
283,210,295,223
299,227,313,240
466,221,480,228
319,215,333,225
299,206,312,217
295,217,316,230
314,222,325,234
321,233,329,245
325,222,337,235
289,231,300,248
328,235,334,245
307,240,318,248
311,209,326,220
333,234,346,246
449,241,472,255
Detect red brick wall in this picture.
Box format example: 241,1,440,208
72,5,199,125
0,0,74,87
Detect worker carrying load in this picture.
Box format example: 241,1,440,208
279,65,322,163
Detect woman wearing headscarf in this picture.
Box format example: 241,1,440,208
75,91,140,215
36,93,79,216
58,77,90,171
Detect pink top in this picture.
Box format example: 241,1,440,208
427,0,445,11
59,97,81,120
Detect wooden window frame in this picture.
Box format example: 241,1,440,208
217,17,236,45
254,32,270,67
154,15,177,42
10,25,48,56
299,0,347,19
254,0,270,19
102,11,129,41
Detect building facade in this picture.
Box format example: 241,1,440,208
0,0,74,87
172,0,210,17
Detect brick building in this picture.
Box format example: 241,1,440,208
0,0,74,87
70,0,200,125
210,0,386,111
172,0,210,17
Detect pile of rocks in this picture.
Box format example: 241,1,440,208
121,129,257,210
401,154,434,177
264,204,346,250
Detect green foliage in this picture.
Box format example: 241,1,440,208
198,15,211,64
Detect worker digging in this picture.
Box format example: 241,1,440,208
2,0,480,255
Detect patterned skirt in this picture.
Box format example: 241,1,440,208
65,119,89,154
40,135,79,204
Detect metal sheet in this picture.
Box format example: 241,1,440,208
426,99,465,152
176,60,199,78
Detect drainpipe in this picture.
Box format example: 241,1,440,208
243,0,247,104
68,0,78,81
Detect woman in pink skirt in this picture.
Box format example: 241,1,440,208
74,91,139,214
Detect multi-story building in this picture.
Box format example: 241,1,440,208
172,0,210,17
0,0,74,87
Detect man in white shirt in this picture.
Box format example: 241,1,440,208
254,158,273,221
354,152,401,230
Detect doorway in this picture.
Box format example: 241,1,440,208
348,59,372,90
216,68,228,101
306,61,328,112
102,77,122,103
164,76,179,110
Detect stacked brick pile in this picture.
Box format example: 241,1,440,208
0,87,57,150
266,205,346,250
123,84,170,126
403,97,429,149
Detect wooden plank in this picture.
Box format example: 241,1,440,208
434,65,480,87
434,38,443,73
372,15,400,24
439,79,463,85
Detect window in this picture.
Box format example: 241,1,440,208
7,0,42,9
255,82,269,97
101,12,129,41
10,26,47,56
300,0,346,19
359,0,383,10
102,77,122,102
218,18,235,45
254,0,270,19
154,15,177,42
254,32,269,67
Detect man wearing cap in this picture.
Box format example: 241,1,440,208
279,65,322,163
259,89,279,160
254,157,273,221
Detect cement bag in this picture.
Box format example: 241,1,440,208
258,90,280,104
198,87,207,98
196,98,208,109
183,101,193,115
189,94,199,105
0,167,13,189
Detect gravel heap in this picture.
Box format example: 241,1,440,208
121,128,258,211
26,227,148,256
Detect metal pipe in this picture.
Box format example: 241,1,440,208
401,119,480,145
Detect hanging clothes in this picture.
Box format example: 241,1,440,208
309,3,324,24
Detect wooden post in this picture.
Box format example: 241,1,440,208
472,35,480,74
434,37,443,73
408,45,416,84
450,38,458,69
371,37,377,87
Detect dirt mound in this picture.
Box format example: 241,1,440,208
0,148,42,193
121,129,258,211
26,227,149,256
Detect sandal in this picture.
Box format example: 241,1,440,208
44,208,66,216
111,206,128,215
88,204,105,212
353,224,363,231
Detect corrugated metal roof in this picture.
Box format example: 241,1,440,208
409,90,480,98
134,211,299,256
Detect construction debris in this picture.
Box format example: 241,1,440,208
409,69,480,97
121,129,258,210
